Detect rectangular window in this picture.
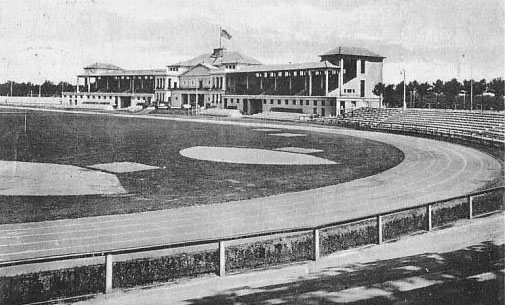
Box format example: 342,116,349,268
361,60,366,74
285,100,288,105
306,100,309,106
321,100,325,106
270,100,273,104
313,100,318,106
292,100,296,105
278,100,281,104
360,80,365,97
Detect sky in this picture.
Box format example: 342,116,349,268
0,0,503,84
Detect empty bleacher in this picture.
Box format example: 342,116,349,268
324,108,505,144
249,111,309,122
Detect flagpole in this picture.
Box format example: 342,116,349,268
219,26,222,49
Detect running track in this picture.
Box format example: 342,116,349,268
0,107,502,263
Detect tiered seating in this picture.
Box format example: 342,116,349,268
320,108,504,144
338,108,402,125
482,125,505,141
384,109,504,136
250,111,305,122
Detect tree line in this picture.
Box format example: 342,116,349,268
0,81,76,97
373,78,504,111
1,77,504,111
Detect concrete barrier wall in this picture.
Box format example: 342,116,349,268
0,96,65,108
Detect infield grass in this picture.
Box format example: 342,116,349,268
0,109,404,224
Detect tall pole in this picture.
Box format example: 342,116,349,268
470,62,473,111
470,79,473,112
219,26,222,49
10,81,13,96
402,69,406,111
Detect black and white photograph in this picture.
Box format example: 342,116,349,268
0,0,503,304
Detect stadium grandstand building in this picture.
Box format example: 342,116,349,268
63,46,385,116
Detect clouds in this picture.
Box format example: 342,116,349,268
0,0,503,83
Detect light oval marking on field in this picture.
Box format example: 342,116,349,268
179,146,337,165
0,161,125,196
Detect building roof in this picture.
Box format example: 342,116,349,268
173,51,261,67
79,69,166,77
84,63,123,70
320,46,385,58
230,61,339,74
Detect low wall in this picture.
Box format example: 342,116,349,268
0,187,502,304
0,96,64,108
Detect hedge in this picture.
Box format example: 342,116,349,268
0,264,104,305
225,233,313,272
320,219,377,255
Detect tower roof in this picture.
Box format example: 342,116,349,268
320,46,385,58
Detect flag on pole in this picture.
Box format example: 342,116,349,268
220,29,232,40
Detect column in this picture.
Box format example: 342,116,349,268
246,75,249,90
218,241,226,276
105,254,113,293
313,229,320,261
274,74,277,92
222,76,226,91
339,58,344,96
309,71,313,96
289,73,292,91
86,77,90,92
325,70,329,96
106,77,109,91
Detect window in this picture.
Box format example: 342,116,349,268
361,60,366,74
306,100,309,106
278,100,281,104
285,100,288,105
321,100,325,106
351,101,357,107
263,100,267,104
360,80,365,97
292,100,296,105
313,100,318,106
270,100,273,104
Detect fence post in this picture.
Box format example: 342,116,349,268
218,241,226,277
105,254,113,294
313,229,320,261
426,204,432,231
377,215,383,245
468,196,474,219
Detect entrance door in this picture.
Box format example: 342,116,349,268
249,99,263,114
243,99,248,114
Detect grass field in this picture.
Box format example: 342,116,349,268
0,109,404,224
